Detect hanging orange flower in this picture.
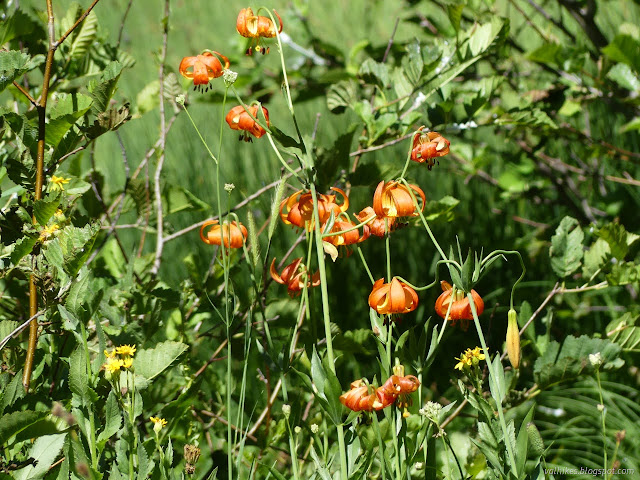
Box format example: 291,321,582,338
236,7,283,55
340,373,420,413
324,220,369,247
225,105,269,142
179,51,230,92
372,181,425,219
279,188,349,232
200,220,247,248
355,206,396,237
434,280,484,328
410,128,450,169
270,258,320,297
368,277,419,315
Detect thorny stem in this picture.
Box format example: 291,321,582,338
23,0,103,392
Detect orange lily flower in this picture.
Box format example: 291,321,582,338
270,258,320,297
200,220,247,248
236,7,283,55
340,373,420,412
372,181,425,219
225,105,269,142
410,129,450,169
355,206,396,237
179,51,230,92
368,277,419,315
324,220,369,247
279,188,349,231
434,280,484,329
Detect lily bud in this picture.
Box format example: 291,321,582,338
506,309,520,369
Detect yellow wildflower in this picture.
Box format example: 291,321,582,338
121,357,133,369
49,175,70,192
454,347,486,370
116,344,136,357
104,348,117,358
150,416,167,434
102,357,123,373
39,224,59,242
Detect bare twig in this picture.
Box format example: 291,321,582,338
0,310,45,352
151,0,171,275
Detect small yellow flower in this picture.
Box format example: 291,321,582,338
150,416,167,434
454,347,486,370
39,224,59,242
116,344,136,357
102,357,123,373
49,175,70,192
104,348,117,358
121,357,133,369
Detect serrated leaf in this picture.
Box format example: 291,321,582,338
402,39,423,85
134,341,188,381
69,347,91,405
496,108,558,129
468,18,504,57
392,68,413,110
597,222,638,260
424,195,459,221
135,80,160,116
88,61,124,115
68,10,98,60
85,102,131,139
43,224,100,278
34,196,61,226
13,433,66,480
0,411,48,444
66,268,91,321
533,335,622,387
582,238,610,279
0,9,39,45
0,50,31,93
447,4,465,32
606,261,640,286
359,58,390,87
549,216,584,278
10,236,38,265
45,93,93,148
0,370,25,414
327,80,358,113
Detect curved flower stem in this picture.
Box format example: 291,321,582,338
480,250,526,310
399,139,414,180
355,245,374,284
398,178,448,262
468,294,518,474
309,182,348,480
180,105,218,165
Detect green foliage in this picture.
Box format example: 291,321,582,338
549,216,584,278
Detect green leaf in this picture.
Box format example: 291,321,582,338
607,313,640,352
0,50,31,93
85,102,131,139
34,195,61,226
43,224,100,278
13,433,66,480
326,80,359,114
69,346,92,406
549,216,584,278
402,39,424,85
163,185,210,215
88,61,124,115
423,195,459,222
488,355,506,404
0,410,48,444
137,440,153,480
606,261,640,286
527,43,563,66
358,58,390,88
496,108,558,129
10,236,38,265
468,20,501,56
620,116,640,133
607,63,640,91
45,93,93,148
582,238,610,279
134,341,188,381
533,335,622,387
447,4,465,32
602,35,640,72
315,125,356,191
0,9,40,45
0,370,25,414
310,347,342,425
392,68,413,110
597,222,639,260
134,80,160,116
68,10,98,60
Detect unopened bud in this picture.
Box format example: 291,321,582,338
506,309,520,369
527,422,545,456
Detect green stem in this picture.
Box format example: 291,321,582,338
595,368,608,478
468,294,518,474
281,380,301,480
309,183,348,480
80,323,98,469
